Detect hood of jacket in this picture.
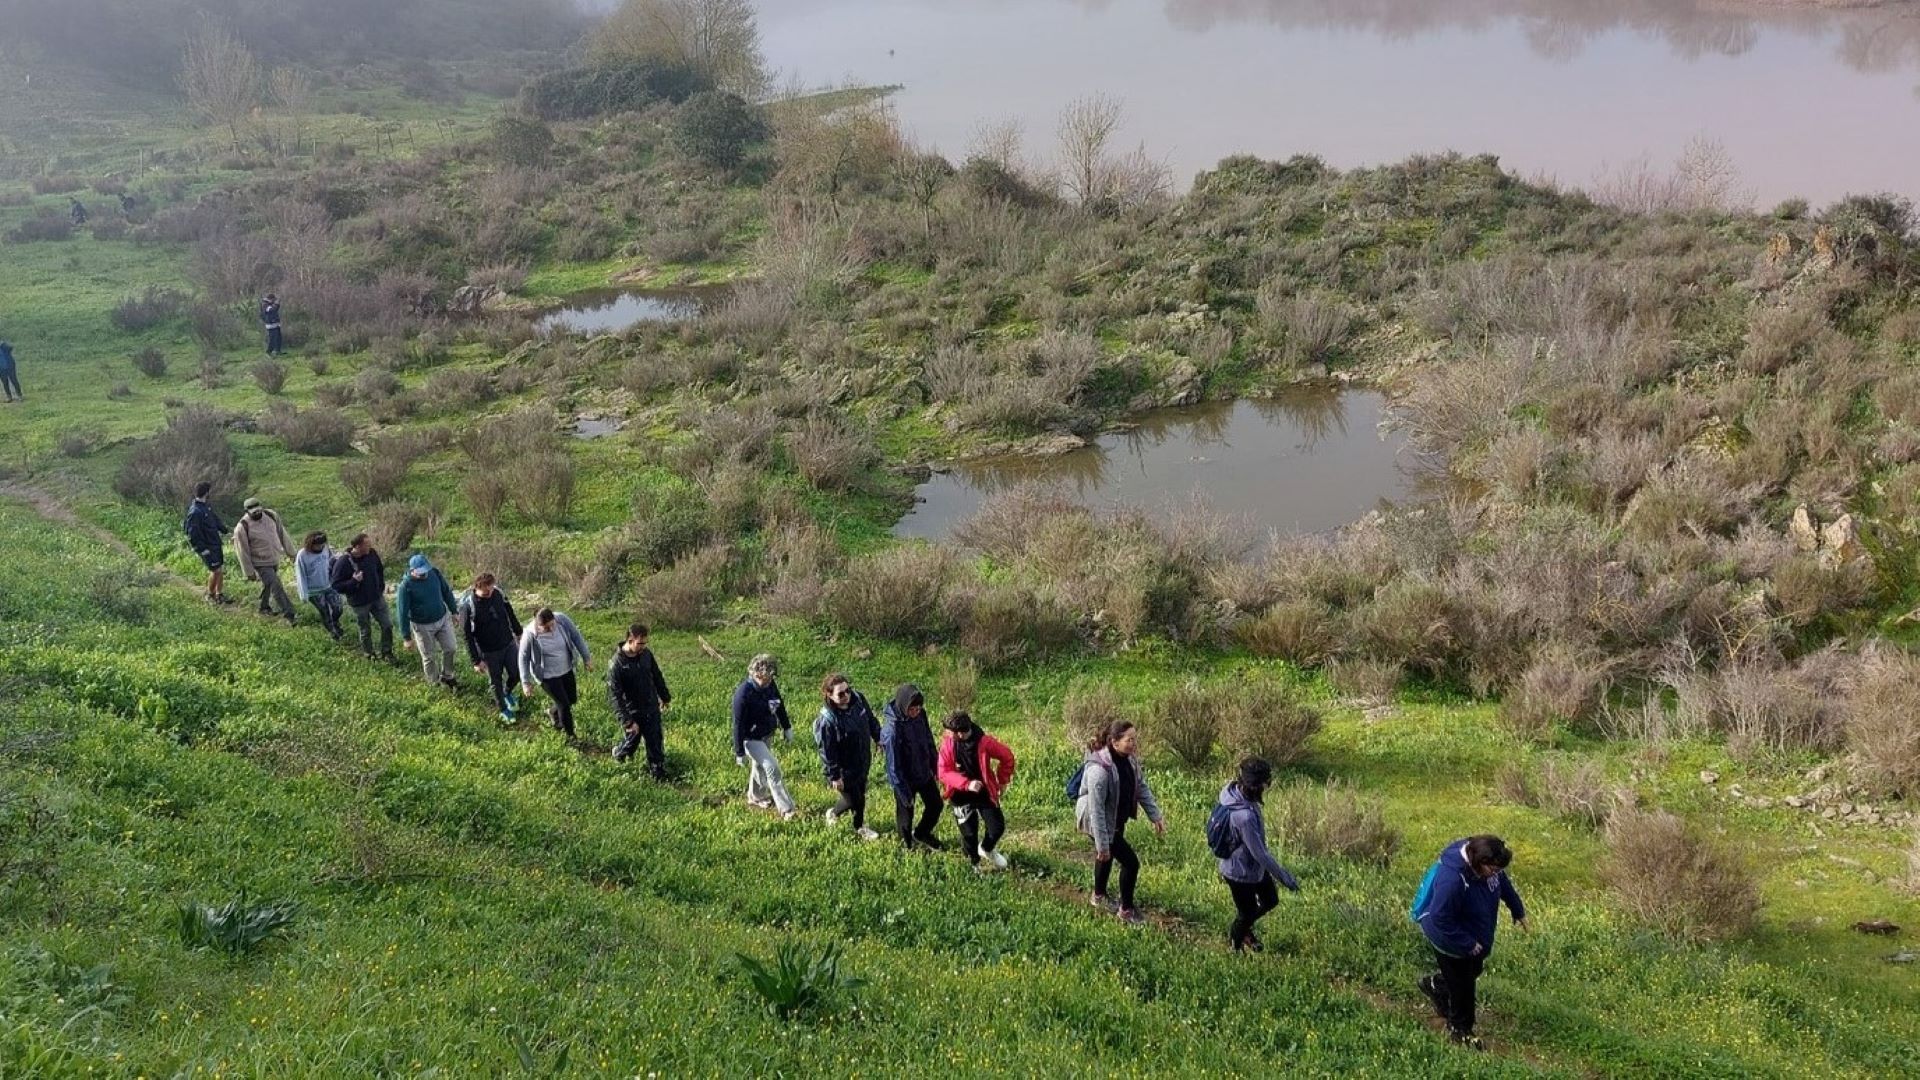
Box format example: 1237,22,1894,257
891,683,923,720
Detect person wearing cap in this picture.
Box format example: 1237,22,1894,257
731,654,798,819
331,532,394,661
395,553,460,688
294,531,344,642
232,496,297,625
517,606,592,740
937,711,1018,872
880,683,943,849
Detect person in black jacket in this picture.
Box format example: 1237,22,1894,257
880,683,943,849
261,294,283,356
815,673,882,841
459,573,523,724
0,341,21,403
330,532,394,661
732,655,798,819
608,622,673,778
183,480,231,605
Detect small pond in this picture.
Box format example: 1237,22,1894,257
536,285,728,336
573,416,622,440
892,387,1424,543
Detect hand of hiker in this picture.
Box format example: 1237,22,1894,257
736,755,747,768
1515,917,1533,933
782,729,792,743
1095,849,1111,863
1152,819,1167,837
402,640,414,651
968,780,985,793
830,778,843,792
473,663,486,673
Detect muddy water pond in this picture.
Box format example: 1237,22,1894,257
893,388,1423,542
536,286,728,336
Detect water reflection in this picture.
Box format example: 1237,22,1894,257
536,286,728,336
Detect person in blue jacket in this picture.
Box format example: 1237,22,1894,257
731,654,797,820
815,673,882,840
880,684,943,850
0,341,21,403
1414,835,1530,1050
1214,758,1301,952
183,480,231,605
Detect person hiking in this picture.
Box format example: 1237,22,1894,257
516,607,591,740
938,711,1017,873
294,531,344,642
70,199,87,226
815,674,883,841
232,497,297,625
260,294,283,356
1214,758,1302,953
731,654,798,820
459,573,523,725
880,683,943,850
608,622,672,777
1075,720,1167,924
331,533,394,661
1414,835,1530,1050
0,341,20,403
396,554,460,688
183,481,231,605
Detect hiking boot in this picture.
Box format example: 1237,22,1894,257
1090,892,1117,914
439,676,459,690
1117,907,1145,926
504,690,520,716
912,832,945,851
780,809,800,822
646,766,667,782
1447,1031,1485,1052
547,706,561,731
498,711,516,727
1418,975,1448,1018
855,826,881,842
611,747,631,763
284,613,297,627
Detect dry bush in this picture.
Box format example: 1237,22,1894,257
340,432,435,506
1221,693,1323,769
1717,658,1846,758
1499,641,1612,741
1257,284,1354,367
1604,808,1760,941
785,414,877,492
1325,658,1400,704
1842,646,1920,800
1738,302,1828,376
947,581,1079,671
457,534,556,590
131,347,168,378
705,282,794,352
263,403,353,456
1352,578,1457,677
462,471,510,528
825,545,954,643
368,501,426,555
1061,681,1129,750
111,286,189,332
1268,781,1401,866
1509,758,1620,828
356,366,402,401
422,367,495,411
761,523,839,618
313,380,355,408
951,484,1080,561
935,658,980,715
510,452,576,521
1905,828,1920,897
1239,599,1340,665
114,406,247,508
1769,556,1872,629
199,350,224,390
251,359,288,395
634,544,733,630
924,344,996,404
1152,680,1224,767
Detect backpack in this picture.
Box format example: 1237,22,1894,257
1065,762,1087,803
1409,859,1444,923
1205,803,1238,859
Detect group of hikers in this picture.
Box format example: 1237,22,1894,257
181,480,1527,1050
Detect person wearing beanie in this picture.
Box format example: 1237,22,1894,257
396,553,460,688
232,496,297,625
880,683,943,849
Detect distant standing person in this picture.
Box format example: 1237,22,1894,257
459,573,523,724
937,711,1017,873
608,622,672,777
815,674,883,841
1076,720,1167,924
1413,835,1530,1051
294,531,344,641
517,607,591,740
70,198,87,226
1213,758,1302,953
0,341,20,403
331,533,394,661
232,497,297,625
396,554,461,688
183,480,230,605
880,683,943,850
261,294,283,356
731,654,798,820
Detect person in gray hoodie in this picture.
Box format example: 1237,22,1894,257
1215,758,1302,953
1074,720,1166,924
294,531,344,641
517,607,591,740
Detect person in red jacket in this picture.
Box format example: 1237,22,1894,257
937,711,1017,872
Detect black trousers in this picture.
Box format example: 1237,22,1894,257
1226,874,1280,945
541,670,579,737
830,777,869,828
615,714,664,772
952,795,1005,864
0,369,20,399
1094,820,1141,908
478,646,520,713
892,778,943,844
266,327,283,355
1431,949,1487,1036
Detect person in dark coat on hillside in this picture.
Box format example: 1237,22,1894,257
1075,720,1167,924
937,711,1017,872
608,622,672,777
459,572,523,724
331,532,394,661
1414,835,1530,1050
183,480,231,605
815,674,883,841
731,654,798,819
260,294,283,356
70,199,87,226
1214,758,1302,953
0,341,21,403
880,683,943,850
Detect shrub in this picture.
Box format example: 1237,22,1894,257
1353,578,1457,677
57,429,97,457
7,213,74,242
459,534,557,589
1501,759,1616,828
1221,693,1323,769
1153,680,1222,768
762,523,838,618
340,432,434,506
825,546,954,644
264,404,354,456
1268,782,1401,865
198,350,224,390
672,91,768,170
1843,646,1920,800
86,568,160,623
1604,809,1759,941
1258,284,1354,367
107,382,133,401
1061,681,1129,750
935,659,980,715
356,366,403,402
786,415,877,493
1499,642,1612,741
490,114,556,167
736,943,864,1022
114,407,247,509
521,58,707,121
463,471,510,528
948,581,1078,671
314,381,355,408
511,452,576,521
633,544,733,629
131,347,168,378
176,893,299,956
1239,599,1339,665
422,367,495,412
1325,658,1400,704
1718,660,1845,758
111,286,188,332
369,501,426,555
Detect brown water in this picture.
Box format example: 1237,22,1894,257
761,0,1920,205
536,286,728,336
893,388,1422,542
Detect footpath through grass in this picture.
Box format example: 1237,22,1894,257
3,497,1917,1077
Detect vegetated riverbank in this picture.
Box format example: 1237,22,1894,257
0,44,1918,1075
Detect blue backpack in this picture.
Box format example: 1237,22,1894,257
1065,762,1087,802
1409,859,1444,923
1205,803,1238,859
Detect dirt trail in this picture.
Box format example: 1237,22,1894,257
0,481,140,559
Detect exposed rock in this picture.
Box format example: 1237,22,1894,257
1162,360,1203,407
1887,951,1918,964
1818,513,1868,567
1699,770,1720,785
1852,919,1901,936
1789,504,1820,552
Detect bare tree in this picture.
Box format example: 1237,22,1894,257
592,0,769,100
894,144,954,239
180,21,262,154
967,118,1026,173
269,67,315,156
1056,94,1124,208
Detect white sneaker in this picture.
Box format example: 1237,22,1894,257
781,809,800,821
748,797,773,810
986,849,1009,871
825,809,842,826
855,826,880,841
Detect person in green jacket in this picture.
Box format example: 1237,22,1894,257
396,553,460,688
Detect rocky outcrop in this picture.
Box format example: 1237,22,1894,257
1788,504,1872,569
449,284,501,315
